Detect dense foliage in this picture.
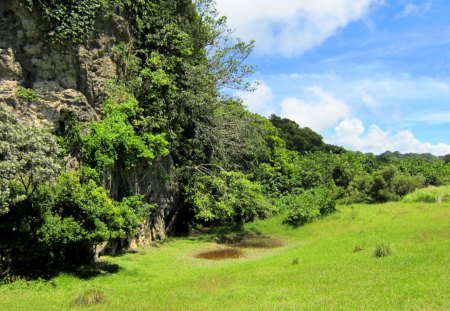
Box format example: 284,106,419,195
81,95,169,181
185,170,274,224
269,114,324,154
0,108,145,275
23,0,109,43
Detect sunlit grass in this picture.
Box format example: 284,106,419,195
402,185,450,203
0,201,449,310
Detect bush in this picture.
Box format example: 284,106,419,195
284,187,336,226
374,242,392,257
185,170,274,224
0,172,144,276
0,108,60,215
392,174,424,197
81,97,169,180
15,86,37,102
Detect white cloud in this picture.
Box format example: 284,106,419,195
280,87,350,131
238,81,276,116
409,111,450,124
238,78,450,155
215,0,381,56
269,72,450,126
333,118,450,155
395,2,431,19
361,92,381,108
334,118,365,135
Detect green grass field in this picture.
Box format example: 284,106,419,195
1,201,449,310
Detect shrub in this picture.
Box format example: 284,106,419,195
81,97,169,180
284,187,337,226
0,172,144,275
0,108,60,215
185,170,274,224
392,174,424,197
15,86,37,102
374,242,392,257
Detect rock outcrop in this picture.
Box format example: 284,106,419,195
0,1,130,127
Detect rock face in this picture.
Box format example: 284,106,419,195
0,1,131,127
0,0,179,246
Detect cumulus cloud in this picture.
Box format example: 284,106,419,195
280,87,350,131
334,118,365,135
215,0,380,56
237,81,276,116
333,118,450,155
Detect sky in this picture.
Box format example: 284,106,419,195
214,0,450,155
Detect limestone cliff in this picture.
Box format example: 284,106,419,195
0,0,178,245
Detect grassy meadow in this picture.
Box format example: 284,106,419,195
0,200,449,310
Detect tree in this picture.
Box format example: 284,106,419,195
269,115,324,154
185,170,273,224
212,100,278,171
194,0,256,91
0,108,60,215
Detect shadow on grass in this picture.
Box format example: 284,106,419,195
69,261,122,280
0,261,123,284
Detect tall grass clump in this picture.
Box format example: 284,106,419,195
374,242,392,258
71,288,106,307
402,185,450,203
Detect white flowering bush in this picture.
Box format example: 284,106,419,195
0,108,61,215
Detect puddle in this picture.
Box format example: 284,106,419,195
194,248,244,260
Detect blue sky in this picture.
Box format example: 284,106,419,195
215,0,450,155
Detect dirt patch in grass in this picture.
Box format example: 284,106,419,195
232,237,283,249
227,235,284,249
194,248,244,260
194,234,284,261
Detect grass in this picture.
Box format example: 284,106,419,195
0,201,449,310
402,185,450,203
71,288,106,307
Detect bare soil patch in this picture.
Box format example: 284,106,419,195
230,235,284,249
194,248,244,260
